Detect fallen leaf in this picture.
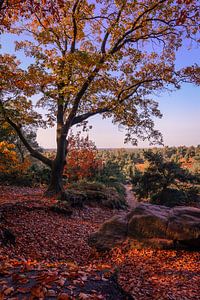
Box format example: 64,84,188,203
31,285,45,298
3,287,14,295
79,292,91,299
58,293,70,300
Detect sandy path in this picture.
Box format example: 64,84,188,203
124,184,138,209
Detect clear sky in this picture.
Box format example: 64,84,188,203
1,33,200,149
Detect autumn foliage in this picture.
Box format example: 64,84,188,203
64,133,102,182
0,141,29,174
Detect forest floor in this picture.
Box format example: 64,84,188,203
0,185,200,300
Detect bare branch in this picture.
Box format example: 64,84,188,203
80,15,113,21
117,78,162,103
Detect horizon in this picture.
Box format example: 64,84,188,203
44,144,200,150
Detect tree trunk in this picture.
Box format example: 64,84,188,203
44,97,70,196
45,160,65,196
45,134,68,196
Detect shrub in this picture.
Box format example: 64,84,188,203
94,160,126,185
151,187,200,207
0,172,33,186
28,164,51,185
132,150,200,207
0,163,51,187
151,188,188,207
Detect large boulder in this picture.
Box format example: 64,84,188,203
167,206,200,247
89,203,200,250
88,215,128,251
128,204,170,239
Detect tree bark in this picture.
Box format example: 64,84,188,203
45,159,65,196
45,129,68,196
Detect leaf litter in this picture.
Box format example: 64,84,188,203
0,185,199,299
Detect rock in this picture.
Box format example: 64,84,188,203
166,206,200,246
62,182,127,209
88,215,128,251
128,204,170,239
60,190,86,207
129,238,174,250
89,203,200,250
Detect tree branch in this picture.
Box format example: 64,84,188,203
8,119,52,167
117,78,163,103
0,101,52,168
34,12,64,54
101,2,125,54
110,0,167,54
71,0,80,53
71,107,110,126
70,79,163,127
65,56,105,127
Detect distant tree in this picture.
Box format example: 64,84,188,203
192,150,200,174
96,159,125,184
176,146,187,159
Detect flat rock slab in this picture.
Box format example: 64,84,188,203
89,203,200,250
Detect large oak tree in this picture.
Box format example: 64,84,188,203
0,0,199,194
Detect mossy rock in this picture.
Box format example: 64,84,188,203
59,189,87,207
103,187,127,209
70,181,106,192
89,203,200,251
60,181,127,209
85,190,107,202
129,238,174,250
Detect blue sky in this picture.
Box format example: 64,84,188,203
1,34,200,148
